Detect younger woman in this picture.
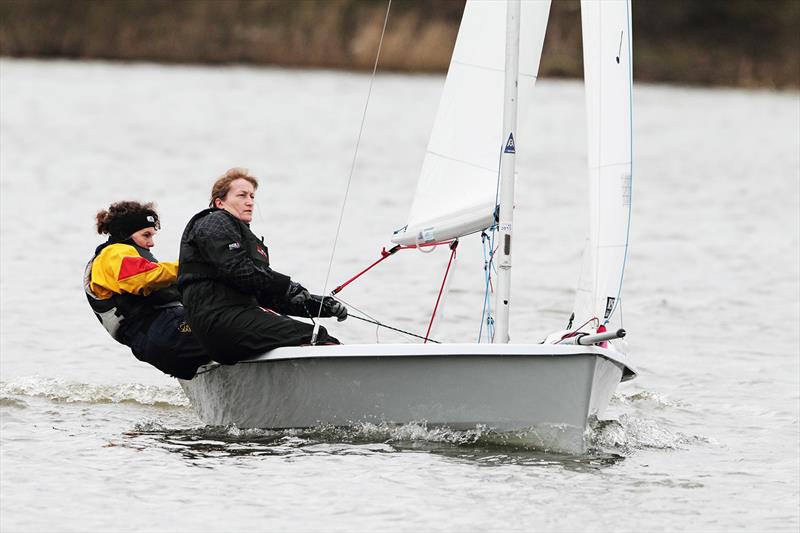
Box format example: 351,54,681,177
84,201,210,379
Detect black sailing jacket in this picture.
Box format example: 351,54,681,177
178,209,335,357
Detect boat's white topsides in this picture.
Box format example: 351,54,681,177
183,340,636,452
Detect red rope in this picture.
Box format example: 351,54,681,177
331,245,399,295
424,240,459,343
557,317,600,343
331,239,454,295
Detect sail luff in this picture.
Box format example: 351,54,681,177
574,0,634,329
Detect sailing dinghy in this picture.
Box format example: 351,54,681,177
180,0,637,454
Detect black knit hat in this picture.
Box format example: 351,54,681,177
108,209,160,240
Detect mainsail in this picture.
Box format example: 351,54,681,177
391,0,551,246
573,0,634,329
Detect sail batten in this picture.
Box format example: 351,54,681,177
451,60,541,80
426,152,498,174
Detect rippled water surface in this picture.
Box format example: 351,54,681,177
1,59,798,532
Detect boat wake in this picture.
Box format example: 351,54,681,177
611,390,690,410
591,391,713,452
123,405,708,464
0,376,190,408
591,415,709,452
124,420,615,465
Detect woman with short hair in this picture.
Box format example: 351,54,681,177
178,168,346,365
84,201,210,379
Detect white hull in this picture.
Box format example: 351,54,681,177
179,344,636,454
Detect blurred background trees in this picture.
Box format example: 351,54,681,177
0,0,797,88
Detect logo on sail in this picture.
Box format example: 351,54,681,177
621,173,632,206
504,133,516,154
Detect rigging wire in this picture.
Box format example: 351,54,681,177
478,144,505,342
478,231,494,343
311,0,393,344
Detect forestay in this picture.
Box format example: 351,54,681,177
392,0,551,245
573,0,634,329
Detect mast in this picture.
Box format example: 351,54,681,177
493,0,521,344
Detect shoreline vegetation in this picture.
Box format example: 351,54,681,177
1,0,798,89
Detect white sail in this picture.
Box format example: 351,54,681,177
392,0,551,245
573,0,633,329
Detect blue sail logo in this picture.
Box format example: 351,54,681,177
504,133,516,154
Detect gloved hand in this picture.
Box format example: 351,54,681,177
323,297,348,322
286,281,310,305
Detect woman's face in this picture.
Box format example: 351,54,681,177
215,178,255,222
131,227,157,250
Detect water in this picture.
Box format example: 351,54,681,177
1,59,798,532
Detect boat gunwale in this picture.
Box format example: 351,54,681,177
189,343,637,381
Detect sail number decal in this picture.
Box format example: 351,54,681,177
604,297,616,319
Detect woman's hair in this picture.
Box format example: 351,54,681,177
209,167,259,207
95,201,159,235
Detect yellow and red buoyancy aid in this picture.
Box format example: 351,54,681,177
83,241,181,341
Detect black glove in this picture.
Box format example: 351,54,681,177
323,297,348,322
285,281,310,305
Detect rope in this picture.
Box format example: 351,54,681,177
312,0,393,344
333,294,440,343
349,314,441,344
424,240,458,343
330,295,382,342
304,296,437,343
332,245,400,295
331,240,453,295
554,317,600,344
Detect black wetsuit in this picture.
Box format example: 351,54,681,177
178,208,339,364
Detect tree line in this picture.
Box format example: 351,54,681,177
1,0,797,88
